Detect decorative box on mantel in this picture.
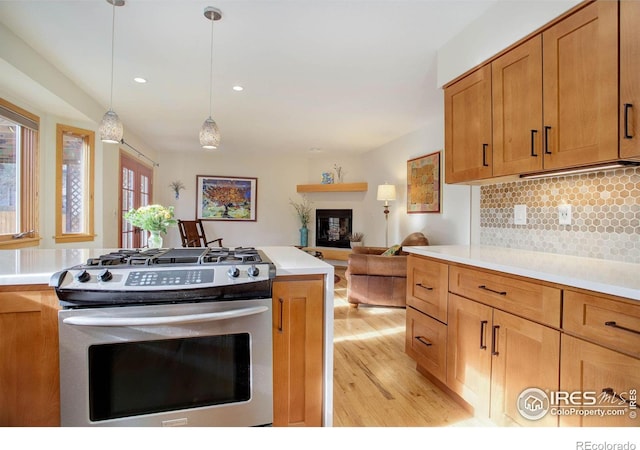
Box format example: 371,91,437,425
296,182,368,193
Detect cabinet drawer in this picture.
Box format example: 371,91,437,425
407,256,448,323
563,290,640,358
405,307,447,383
449,266,561,327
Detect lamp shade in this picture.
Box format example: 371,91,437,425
99,109,123,144
377,184,397,202
199,117,220,149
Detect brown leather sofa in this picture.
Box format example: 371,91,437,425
345,232,429,308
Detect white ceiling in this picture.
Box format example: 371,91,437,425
0,0,498,156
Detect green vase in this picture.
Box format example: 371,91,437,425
148,230,163,249
299,226,308,247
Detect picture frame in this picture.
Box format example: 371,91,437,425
196,175,258,221
407,151,441,214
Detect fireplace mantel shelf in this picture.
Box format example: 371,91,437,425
296,182,368,193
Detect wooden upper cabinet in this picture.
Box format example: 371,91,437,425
542,0,619,170
444,64,493,184
620,0,640,159
492,36,543,177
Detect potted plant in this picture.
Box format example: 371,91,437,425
124,204,177,248
349,232,364,248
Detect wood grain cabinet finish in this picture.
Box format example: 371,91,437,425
0,286,60,426
620,0,640,159
448,265,561,328
541,0,619,170
560,334,640,427
446,294,560,426
405,307,447,384
406,256,448,323
272,276,324,427
563,290,640,359
444,64,493,184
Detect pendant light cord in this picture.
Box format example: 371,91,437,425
208,13,214,118
109,0,116,110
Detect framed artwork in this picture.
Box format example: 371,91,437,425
407,151,441,214
196,175,258,221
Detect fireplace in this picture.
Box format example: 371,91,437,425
316,209,352,249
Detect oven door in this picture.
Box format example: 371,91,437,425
58,298,272,427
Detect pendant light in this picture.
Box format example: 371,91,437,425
199,6,222,149
99,0,125,143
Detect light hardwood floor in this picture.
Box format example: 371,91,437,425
332,266,484,427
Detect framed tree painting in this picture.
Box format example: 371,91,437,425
407,151,441,213
196,175,258,221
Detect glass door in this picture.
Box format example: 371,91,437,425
119,151,153,248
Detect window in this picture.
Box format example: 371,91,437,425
55,124,95,243
0,98,39,248
120,151,153,248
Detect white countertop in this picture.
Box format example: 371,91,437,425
0,246,333,286
403,245,640,301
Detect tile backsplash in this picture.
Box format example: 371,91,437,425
479,167,640,263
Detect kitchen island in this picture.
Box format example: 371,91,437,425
0,246,334,427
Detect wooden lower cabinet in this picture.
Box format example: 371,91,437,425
560,335,640,427
272,276,324,427
405,307,447,384
446,294,560,426
0,286,60,426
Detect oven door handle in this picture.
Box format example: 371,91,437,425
62,306,269,327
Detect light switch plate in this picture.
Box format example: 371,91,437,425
558,204,572,225
514,205,527,225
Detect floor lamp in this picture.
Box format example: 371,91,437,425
377,183,397,247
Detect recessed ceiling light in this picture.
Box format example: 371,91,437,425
133,77,147,83
232,85,244,91
309,147,322,153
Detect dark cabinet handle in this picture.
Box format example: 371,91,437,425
415,336,433,347
278,298,284,332
478,285,507,296
482,143,489,167
530,129,538,157
491,325,500,356
604,321,640,336
480,320,488,350
544,126,552,154
602,388,628,404
415,283,433,291
624,103,633,139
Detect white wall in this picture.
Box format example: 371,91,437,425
436,0,582,87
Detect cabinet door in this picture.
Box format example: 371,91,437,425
490,309,560,427
406,256,448,323
444,64,493,184
492,35,543,176
620,0,640,158
272,277,324,427
560,335,640,427
405,307,447,384
0,287,60,426
446,294,493,417
542,1,618,170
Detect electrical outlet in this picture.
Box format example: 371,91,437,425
558,204,572,225
514,205,527,225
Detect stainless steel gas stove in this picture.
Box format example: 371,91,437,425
50,247,275,427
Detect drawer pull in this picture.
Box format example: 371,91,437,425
602,388,628,404
415,336,433,347
478,285,507,296
491,325,500,356
416,283,433,291
278,298,284,333
604,321,640,336
480,320,488,350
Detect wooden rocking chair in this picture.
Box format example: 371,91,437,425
177,219,223,248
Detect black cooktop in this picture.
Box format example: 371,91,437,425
82,247,266,268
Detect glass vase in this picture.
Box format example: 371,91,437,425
299,226,308,247
148,230,163,249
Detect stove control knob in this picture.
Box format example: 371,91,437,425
75,270,91,283
97,269,113,282
228,266,240,278
248,265,260,277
